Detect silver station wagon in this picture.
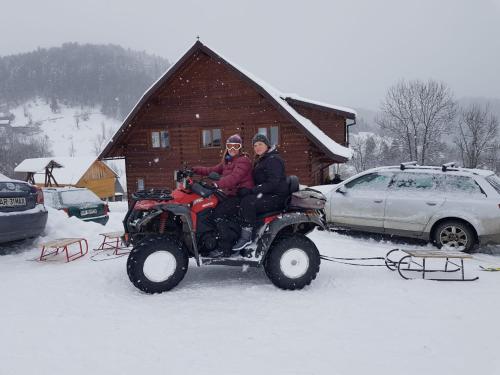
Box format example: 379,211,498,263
322,163,500,252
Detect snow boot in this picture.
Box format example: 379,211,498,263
208,249,225,258
232,226,253,251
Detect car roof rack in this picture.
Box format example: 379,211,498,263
441,162,459,172
400,161,418,170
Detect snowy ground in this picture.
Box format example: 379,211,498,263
1,202,499,375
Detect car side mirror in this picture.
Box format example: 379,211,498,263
336,186,347,194
208,172,220,181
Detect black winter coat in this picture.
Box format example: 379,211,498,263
252,148,289,196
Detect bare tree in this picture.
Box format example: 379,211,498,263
68,139,76,157
454,104,498,169
0,133,52,177
349,134,384,172
92,122,115,156
377,79,457,165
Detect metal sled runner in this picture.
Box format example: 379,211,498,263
385,249,479,281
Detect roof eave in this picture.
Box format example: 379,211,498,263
284,97,356,120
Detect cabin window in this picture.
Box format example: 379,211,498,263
201,129,222,148
137,178,145,191
151,130,169,148
257,126,279,146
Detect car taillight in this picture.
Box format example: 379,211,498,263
104,204,109,214
62,207,69,216
36,187,44,204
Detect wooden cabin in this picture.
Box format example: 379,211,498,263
15,157,120,200
99,41,356,193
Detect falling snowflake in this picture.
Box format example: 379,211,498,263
195,114,200,119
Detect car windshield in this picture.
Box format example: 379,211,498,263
486,175,500,195
60,190,101,205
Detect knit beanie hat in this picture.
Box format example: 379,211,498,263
226,134,242,144
252,133,271,148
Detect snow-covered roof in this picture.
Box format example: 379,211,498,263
15,158,64,173
100,41,354,161
15,157,114,185
0,172,11,181
283,94,357,118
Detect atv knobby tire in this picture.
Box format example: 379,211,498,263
264,234,320,290
127,236,188,294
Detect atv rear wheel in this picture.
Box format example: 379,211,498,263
264,234,320,290
127,236,188,294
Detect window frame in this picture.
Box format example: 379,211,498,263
257,125,280,146
150,129,170,149
200,128,222,149
137,178,145,191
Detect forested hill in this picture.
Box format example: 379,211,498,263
0,43,170,119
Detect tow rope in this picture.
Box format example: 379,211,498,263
319,254,389,267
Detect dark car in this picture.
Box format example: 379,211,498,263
0,173,48,244
43,187,109,225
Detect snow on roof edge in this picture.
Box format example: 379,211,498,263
283,93,357,117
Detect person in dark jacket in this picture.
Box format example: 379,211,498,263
193,134,254,256
232,133,288,251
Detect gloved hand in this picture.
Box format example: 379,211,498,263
204,180,218,188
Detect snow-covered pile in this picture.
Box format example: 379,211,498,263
0,203,499,375
10,99,121,157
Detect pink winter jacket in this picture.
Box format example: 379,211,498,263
193,155,254,196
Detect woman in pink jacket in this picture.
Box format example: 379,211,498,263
192,134,254,257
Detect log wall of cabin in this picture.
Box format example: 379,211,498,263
121,51,345,192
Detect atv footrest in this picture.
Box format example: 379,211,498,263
201,257,260,268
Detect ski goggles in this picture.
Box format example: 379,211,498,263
226,143,242,151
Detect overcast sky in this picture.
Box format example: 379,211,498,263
1,0,499,110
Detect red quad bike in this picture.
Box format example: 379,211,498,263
123,168,326,293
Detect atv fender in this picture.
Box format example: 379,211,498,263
160,203,200,266
256,211,325,263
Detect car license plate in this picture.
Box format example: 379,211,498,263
81,209,97,216
0,197,26,207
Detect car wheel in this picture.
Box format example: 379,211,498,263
433,220,476,253
127,236,188,294
264,234,321,290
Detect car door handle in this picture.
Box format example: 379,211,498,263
373,199,383,203
426,202,437,206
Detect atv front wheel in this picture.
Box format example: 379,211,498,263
127,237,188,294
264,234,320,290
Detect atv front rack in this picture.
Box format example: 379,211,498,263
131,189,173,201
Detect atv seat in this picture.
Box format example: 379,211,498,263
255,176,301,220
287,175,300,194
